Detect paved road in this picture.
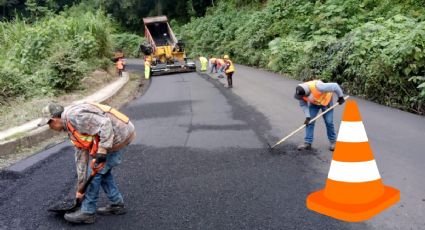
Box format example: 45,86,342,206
0,59,423,229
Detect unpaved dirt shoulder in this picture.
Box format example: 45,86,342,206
0,72,149,169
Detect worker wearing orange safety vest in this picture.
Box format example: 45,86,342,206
223,55,235,88
216,58,225,73
116,58,124,77
38,102,135,224
294,80,345,151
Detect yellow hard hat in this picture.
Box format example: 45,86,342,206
223,55,229,59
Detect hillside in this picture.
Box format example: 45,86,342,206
180,0,425,114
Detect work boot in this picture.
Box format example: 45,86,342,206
297,142,312,151
97,203,126,215
329,142,336,151
64,209,95,224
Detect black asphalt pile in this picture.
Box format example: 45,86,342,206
0,143,365,229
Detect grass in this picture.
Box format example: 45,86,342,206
0,69,147,169
0,67,116,131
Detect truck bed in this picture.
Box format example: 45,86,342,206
146,23,172,46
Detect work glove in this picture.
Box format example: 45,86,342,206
304,117,311,125
95,153,107,164
337,97,345,105
76,191,84,200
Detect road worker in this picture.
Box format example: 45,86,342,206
145,56,152,79
116,58,124,77
38,102,136,224
294,79,345,151
199,55,208,72
216,58,225,73
223,55,235,88
209,56,217,73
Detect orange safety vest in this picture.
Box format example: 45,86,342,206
216,59,225,67
302,80,333,106
66,103,130,156
225,60,235,73
116,60,124,70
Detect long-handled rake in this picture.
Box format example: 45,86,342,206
267,96,350,151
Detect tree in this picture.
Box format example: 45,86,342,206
0,0,19,20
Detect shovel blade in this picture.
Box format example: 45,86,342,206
48,199,80,214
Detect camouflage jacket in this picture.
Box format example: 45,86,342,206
61,103,135,190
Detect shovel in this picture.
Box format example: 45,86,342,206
267,96,350,151
48,160,105,214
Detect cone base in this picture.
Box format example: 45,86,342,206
306,185,400,222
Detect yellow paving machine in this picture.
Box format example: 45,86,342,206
140,16,196,76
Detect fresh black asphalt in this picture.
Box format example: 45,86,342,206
0,60,378,229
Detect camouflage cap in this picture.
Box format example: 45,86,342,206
38,103,64,126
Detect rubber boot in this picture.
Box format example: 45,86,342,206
97,203,126,215
64,209,95,224
329,142,336,151
297,142,312,151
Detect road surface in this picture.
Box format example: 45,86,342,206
0,59,423,229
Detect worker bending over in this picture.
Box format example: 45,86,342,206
39,102,136,224
209,56,217,73
294,79,345,151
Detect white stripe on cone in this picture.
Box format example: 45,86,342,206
328,160,381,182
337,121,368,142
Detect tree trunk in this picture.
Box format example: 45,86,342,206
156,0,162,16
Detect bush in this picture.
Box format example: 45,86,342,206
0,7,114,102
180,0,425,114
111,33,145,58
47,44,88,92
0,67,25,103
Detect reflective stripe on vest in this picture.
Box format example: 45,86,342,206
302,80,333,106
225,60,235,73
67,121,99,156
67,103,130,155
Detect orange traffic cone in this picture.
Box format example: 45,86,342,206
306,100,400,222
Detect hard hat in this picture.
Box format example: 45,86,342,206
223,55,229,59
294,84,309,100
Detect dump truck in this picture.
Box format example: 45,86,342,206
140,16,196,76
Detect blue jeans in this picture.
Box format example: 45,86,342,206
210,64,217,73
81,147,127,214
305,102,336,144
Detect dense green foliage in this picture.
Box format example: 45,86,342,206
0,7,114,104
181,0,425,114
1,0,213,33
111,33,145,58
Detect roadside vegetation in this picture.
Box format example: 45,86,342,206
180,0,425,115
1,0,424,115
0,2,144,128
0,7,112,105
